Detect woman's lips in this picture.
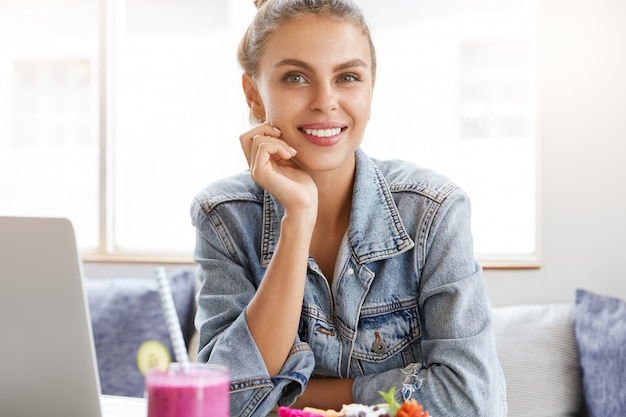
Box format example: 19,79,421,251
298,126,346,147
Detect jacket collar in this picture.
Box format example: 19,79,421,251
260,148,414,267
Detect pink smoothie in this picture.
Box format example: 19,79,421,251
146,364,229,417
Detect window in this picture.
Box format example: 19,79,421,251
361,1,538,263
0,0,537,264
0,0,100,248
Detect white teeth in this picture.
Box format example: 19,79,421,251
303,128,342,137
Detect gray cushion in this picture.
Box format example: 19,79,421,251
492,303,584,417
86,269,196,397
574,289,626,417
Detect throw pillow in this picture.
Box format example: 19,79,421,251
492,303,584,417
574,289,626,417
85,269,196,398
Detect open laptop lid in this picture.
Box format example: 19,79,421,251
0,216,103,417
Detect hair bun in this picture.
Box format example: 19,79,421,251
253,0,268,10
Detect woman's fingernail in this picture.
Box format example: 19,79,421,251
273,126,282,133
288,146,297,155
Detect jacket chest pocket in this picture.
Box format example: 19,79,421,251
350,300,422,374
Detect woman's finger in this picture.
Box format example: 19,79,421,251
239,124,282,166
252,138,296,163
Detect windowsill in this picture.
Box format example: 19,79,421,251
83,254,540,270
479,259,541,270
82,253,195,265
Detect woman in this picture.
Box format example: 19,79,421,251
190,1,507,416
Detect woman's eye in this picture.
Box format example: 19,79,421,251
284,73,307,84
338,73,361,83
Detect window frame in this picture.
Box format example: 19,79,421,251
85,0,540,268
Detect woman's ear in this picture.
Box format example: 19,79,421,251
242,73,265,123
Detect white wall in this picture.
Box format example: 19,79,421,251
484,0,626,306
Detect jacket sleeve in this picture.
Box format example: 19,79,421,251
190,197,315,417
352,188,507,417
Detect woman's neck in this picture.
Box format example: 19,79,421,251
307,164,355,280
310,163,355,228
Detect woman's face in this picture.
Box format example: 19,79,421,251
247,15,375,175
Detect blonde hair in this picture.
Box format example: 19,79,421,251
238,0,377,79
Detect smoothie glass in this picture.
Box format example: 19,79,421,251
145,363,229,417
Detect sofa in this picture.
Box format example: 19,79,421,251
493,289,626,417
85,269,198,398
85,271,626,417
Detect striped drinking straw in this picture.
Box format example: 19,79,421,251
155,267,190,369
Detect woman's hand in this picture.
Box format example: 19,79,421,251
240,124,317,216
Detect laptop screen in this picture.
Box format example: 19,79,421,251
0,216,103,417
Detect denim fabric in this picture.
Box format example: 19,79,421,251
191,148,507,417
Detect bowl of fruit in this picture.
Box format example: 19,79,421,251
277,387,430,417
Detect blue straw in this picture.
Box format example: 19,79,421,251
155,267,190,369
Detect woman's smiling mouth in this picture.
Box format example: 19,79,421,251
298,125,347,147
301,127,342,137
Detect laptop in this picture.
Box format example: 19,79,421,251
0,216,146,417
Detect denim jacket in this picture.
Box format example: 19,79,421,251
190,148,507,417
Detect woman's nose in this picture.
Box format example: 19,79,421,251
309,83,338,113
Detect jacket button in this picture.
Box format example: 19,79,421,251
372,331,387,354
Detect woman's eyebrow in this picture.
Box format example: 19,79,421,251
273,58,369,72
273,59,313,71
334,59,368,72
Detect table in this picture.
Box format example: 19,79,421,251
101,395,147,417
101,395,281,417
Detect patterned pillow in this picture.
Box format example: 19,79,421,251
492,303,584,417
85,269,196,397
574,289,626,417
